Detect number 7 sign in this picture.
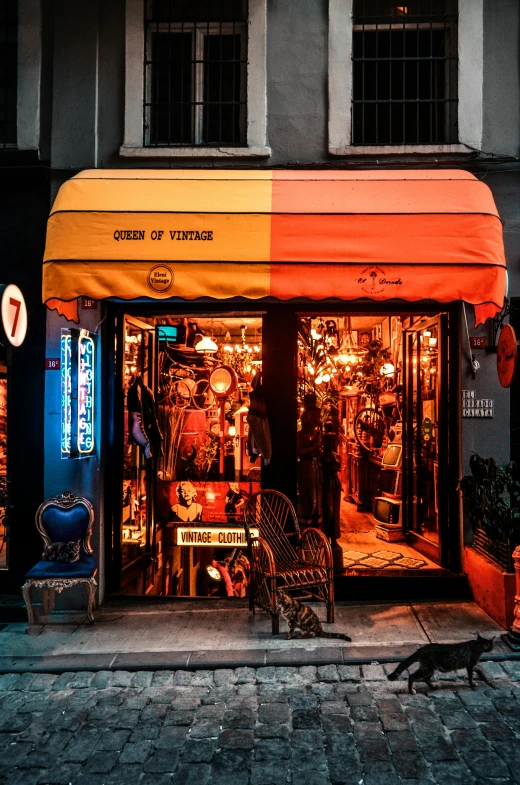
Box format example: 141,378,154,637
1,284,28,347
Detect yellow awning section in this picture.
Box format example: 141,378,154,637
43,169,506,325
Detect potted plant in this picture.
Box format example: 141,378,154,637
458,454,520,627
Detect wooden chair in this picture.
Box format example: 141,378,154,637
243,489,334,634
22,491,97,633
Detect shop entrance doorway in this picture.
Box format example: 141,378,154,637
402,315,448,566
297,312,453,575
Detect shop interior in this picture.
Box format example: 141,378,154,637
121,314,263,598
297,314,443,574
118,310,445,598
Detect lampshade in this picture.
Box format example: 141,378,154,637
195,335,218,353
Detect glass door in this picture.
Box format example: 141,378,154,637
402,315,448,566
121,316,157,592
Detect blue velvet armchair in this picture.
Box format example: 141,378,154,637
22,491,97,632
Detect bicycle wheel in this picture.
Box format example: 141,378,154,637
354,408,387,452
192,379,216,411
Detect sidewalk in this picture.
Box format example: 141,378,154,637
0,598,516,673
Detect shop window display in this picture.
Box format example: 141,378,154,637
120,314,263,596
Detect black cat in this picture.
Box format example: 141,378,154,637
276,591,351,641
387,634,495,694
42,540,81,563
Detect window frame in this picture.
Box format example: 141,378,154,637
144,21,247,148
122,0,269,159
328,0,483,156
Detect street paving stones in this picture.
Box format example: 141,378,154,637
0,665,519,784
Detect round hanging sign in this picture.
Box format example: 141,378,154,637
497,324,517,388
0,283,28,347
209,365,238,397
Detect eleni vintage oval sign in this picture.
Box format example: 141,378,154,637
497,324,517,388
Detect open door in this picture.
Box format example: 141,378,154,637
402,314,449,566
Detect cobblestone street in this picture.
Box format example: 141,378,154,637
0,661,519,785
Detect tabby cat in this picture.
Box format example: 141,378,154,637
42,540,81,563
387,634,494,694
276,591,352,641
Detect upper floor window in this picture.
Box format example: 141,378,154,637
123,0,268,158
144,0,247,148
0,0,18,148
352,1,458,146
329,0,480,156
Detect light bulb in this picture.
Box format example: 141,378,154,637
380,363,395,376
224,345,233,353
228,425,236,437
315,376,323,385
307,363,315,375
253,345,260,353
323,373,331,382
429,337,437,346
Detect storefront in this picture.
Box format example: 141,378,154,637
42,170,506,601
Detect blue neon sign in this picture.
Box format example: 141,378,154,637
78,333,95,455
60,329,95,458
61,332,71,456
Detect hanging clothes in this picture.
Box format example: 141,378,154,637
127,376,163,459
246,378,272,465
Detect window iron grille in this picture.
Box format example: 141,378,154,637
144,0,247,147
352,0,458,146
0,0,17,148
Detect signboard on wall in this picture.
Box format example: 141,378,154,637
60,328,96,458
462,390,494,418
175,526,259,547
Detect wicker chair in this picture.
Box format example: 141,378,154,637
243,489,334,634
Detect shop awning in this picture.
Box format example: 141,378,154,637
43,169,506,325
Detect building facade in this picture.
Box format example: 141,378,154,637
2,0,520,611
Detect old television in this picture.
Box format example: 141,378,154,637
381,443,402,469
378,468,401,497
373,497,401,525
158,325,187,345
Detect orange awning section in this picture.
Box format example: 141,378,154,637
43,170,506,325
